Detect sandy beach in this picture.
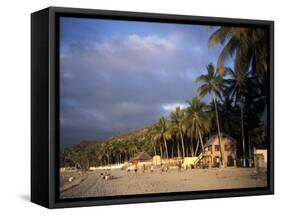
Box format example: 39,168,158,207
60,167,267,199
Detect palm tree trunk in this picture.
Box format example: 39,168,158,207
177,141,181,158
195,140,200,156
153,145,157,156
163,138,169,159
180,132,186,158
240,103,246,167
159,144,163,159
212,93,224,167
198,130,205,154
106,154,110,166
190,139,195,157
248,134,253,167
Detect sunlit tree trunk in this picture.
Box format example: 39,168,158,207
198,130,205,154
195,140,200,156
163,138,169,159
180,132,186,158
190,139,195,157
159,144,163,159
212,92,224,167
177,141,181,158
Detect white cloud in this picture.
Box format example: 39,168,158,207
127,34,174,51
162,103,186,112
91,33,181,76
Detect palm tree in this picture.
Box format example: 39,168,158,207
170,123,183,158
196,63,225,167
209,27,268,81
104,142,113,165
249,123,267,148
213,93,240,137
153,117,172,159
96,143,107,166
170,107,187,158
117,142,126,164
146,126,158,156
126,140,139,158
224,67,249,166
185,97,211,156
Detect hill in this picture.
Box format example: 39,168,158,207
109,127,149,143
67,126,149,149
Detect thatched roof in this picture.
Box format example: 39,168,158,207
130,152,152,162
204,133,237,147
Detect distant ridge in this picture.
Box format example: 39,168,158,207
72,126,149,148
109,127,149,143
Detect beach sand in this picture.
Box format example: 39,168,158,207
60,167,267,199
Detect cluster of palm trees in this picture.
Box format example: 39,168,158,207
144,63,224,165
60,26,268,169
146,97,211,160
209,26,268,165
60,139,145,169
145,26,268,167
93,140,144,166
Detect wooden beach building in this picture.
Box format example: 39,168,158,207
202,134,238,167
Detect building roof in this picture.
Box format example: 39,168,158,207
130,152,152,162
204,133,237,147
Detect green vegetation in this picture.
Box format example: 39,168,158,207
196,63,225,166
60,27,268,169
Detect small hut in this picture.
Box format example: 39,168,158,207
130,152,152,162
128,152,152,170
129,151,150,163
254,148,267,168
152,155,161,166
204,134,237,167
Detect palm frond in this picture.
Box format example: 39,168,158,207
209,27,232,48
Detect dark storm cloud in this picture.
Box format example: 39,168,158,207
60,19,221,147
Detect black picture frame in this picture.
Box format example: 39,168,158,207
31,6,274,208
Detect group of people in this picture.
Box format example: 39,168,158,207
126,163,174,175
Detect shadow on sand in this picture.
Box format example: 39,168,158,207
19,194,30,202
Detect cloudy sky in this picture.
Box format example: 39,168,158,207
59,17,225,147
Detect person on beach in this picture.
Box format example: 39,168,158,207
150,165,154,173
134,164,138,175
178,162,182,172
161,164,164,174
142,164,146,173
161,164,168,173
